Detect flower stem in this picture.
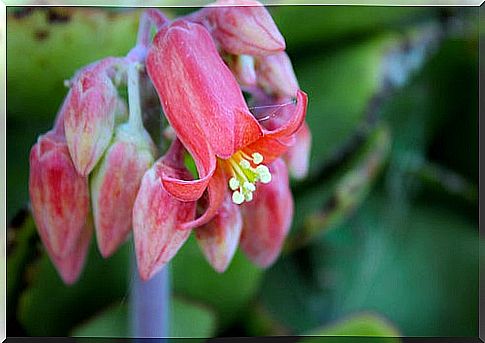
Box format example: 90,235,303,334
127,63,144,132
131,254,170,338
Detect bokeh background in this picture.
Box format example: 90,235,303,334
6,6,480,339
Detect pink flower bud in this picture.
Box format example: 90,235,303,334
240,158,293,267
204,0,285,56
284,122,311,180
256,51,299,98
91,124,156,258
64,60,119,176
50,216,93,285
29,131,91,261
133,140,196,281
196,193,243,273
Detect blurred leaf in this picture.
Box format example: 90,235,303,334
286,123,391,252
172,235,263,329
294,34,398,175
260,191,479,336
18,241,130,335
71,296,216,338
273,6,438,54
303,312,400,341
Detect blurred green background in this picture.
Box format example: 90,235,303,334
6,6,480,339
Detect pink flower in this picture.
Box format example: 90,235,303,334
29,108,92,284
132,140,196,281
240,158,293,267
90,123,156,258
196,0,285,56
64,58,121,176
146,20,307,231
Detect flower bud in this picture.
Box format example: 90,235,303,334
284,122,311,180
205,0,285,56
64,60,119,176
256,51,299,98
133,140,196,281
50,215,93,285
29,131,90,260
196,193,243,273
240,158,293,267
90,123,156,258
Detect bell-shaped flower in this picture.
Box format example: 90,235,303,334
90,122,156,258
29,129,91,260
133,140,196,281
240,158,293,267
146,20,307,231
196,0,285,56
64,58,121,176
195,193,243,273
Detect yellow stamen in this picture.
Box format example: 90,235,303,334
222,150,272,205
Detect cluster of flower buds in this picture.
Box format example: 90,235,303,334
29,2,311,284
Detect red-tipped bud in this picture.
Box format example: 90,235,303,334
50,216,93,285
196,194,243,273
91,123,156,258
64,60,119,176
240,158,293,267
29,131,91,262
256,52,299,98
133,141,196,281
205,0,285,56
284,122,311,180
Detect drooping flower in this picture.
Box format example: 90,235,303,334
146,19,307,231
64,58,121,176
90,64,157,258
29,109,92,284
132,140,196,281
194,0,286,56
240,158,293,267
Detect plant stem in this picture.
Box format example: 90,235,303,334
131,253,170,338
127,63,144,132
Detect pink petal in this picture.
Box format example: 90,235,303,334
133,141,196,281
196,193,242,272
240,158,293,267
146,20,263,162
29,131,90,259
64,60,119,176
256,51,299,98
91,128,155,258
284,122,312,180
50,215,93,285
205,0,286,56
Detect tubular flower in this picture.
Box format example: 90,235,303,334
29,109,92,284
64,58,121,176
146,19,307,231
196,0,285,56
133,140,196,281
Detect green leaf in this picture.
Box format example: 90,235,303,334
260,191,479,336
303,312,400,341
294,34,398,174
18,241,131,335
172,235,263,329
71,296,217,338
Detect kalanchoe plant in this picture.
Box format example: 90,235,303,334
28,2,310,284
